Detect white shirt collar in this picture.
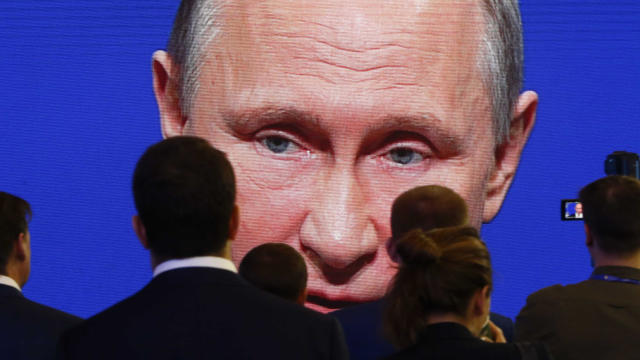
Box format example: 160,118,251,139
152,256,237,278
0,275,21,292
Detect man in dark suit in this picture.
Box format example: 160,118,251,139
0,191,81,359
59,136,349,359
516,175,640,360
332,185,514,359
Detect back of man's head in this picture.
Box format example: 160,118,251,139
579,175,640,255
133,136,236,259
239,243,308,304
0,192,31,275
390,185,469,240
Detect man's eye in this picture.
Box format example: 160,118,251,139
261,136,294,154
387,147,424,165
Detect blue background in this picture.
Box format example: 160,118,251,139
1,0,638,319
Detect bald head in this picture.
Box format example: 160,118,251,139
390,185,469,241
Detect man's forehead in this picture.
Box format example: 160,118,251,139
210,0,487,105
222,0,485,54
192,0,492,146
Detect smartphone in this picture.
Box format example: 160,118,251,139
561,199,583,221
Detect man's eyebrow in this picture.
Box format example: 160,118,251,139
222,107,323,135
365,114,463,154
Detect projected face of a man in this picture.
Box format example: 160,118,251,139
153,0,537,312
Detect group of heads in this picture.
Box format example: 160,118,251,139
152,0,539,311
130,135,638,348
132,135,492,346
4,131,640,349
129,136,482,310
382,174,640,347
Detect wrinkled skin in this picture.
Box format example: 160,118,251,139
153,0,537,312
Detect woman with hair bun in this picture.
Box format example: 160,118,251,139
382,226,551,360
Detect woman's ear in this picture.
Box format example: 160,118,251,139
473,285,492,316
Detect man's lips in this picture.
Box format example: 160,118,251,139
305,285,381,313
305,295,371,314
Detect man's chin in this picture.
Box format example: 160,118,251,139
305,294,374,313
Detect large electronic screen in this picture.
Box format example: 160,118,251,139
1,0,639,319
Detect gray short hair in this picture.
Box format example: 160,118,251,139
167,0,225,115
478,0,524,145
167,0,523,145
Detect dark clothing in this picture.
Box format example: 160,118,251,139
383,322,548,360
0,284,81,360
516,266,640,360
59,267,349,360
332,300,393,360
490,312,516,342
332,299,515,360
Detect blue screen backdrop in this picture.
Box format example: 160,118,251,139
1,0,638,319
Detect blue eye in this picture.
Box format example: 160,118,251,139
388,148,423,165
262,136,292,154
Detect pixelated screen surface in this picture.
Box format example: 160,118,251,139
1,0,638,318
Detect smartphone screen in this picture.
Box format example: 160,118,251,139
561,199,583,221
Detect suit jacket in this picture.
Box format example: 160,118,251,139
0,284,81,360
515,266,640,360
331,299,515,360
59,267,349,360
383,322,536,360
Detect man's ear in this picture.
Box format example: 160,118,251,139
132,215,150,249
228,205,240,241
585,223,594,247
14,233,28,261
297,288,308,306
483,91,538,222
152,50,186,138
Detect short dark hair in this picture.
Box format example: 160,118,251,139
239,243,307,303
383,226,491,348
0,192,31,273
579,175,640,255
133,136,236,259
390,185,469,240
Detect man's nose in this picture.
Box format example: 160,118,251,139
299,167,378,282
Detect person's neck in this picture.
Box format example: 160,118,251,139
592,251,640,269
149,243,232,272
426,313,470,330
2,264,26,288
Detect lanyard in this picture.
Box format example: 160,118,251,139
589,274,640,285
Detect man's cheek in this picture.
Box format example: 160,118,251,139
230,175,317,264
360,157,487,222
228,142,319,191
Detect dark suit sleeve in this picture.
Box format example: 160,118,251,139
515,287,560,344
330,317,351,360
